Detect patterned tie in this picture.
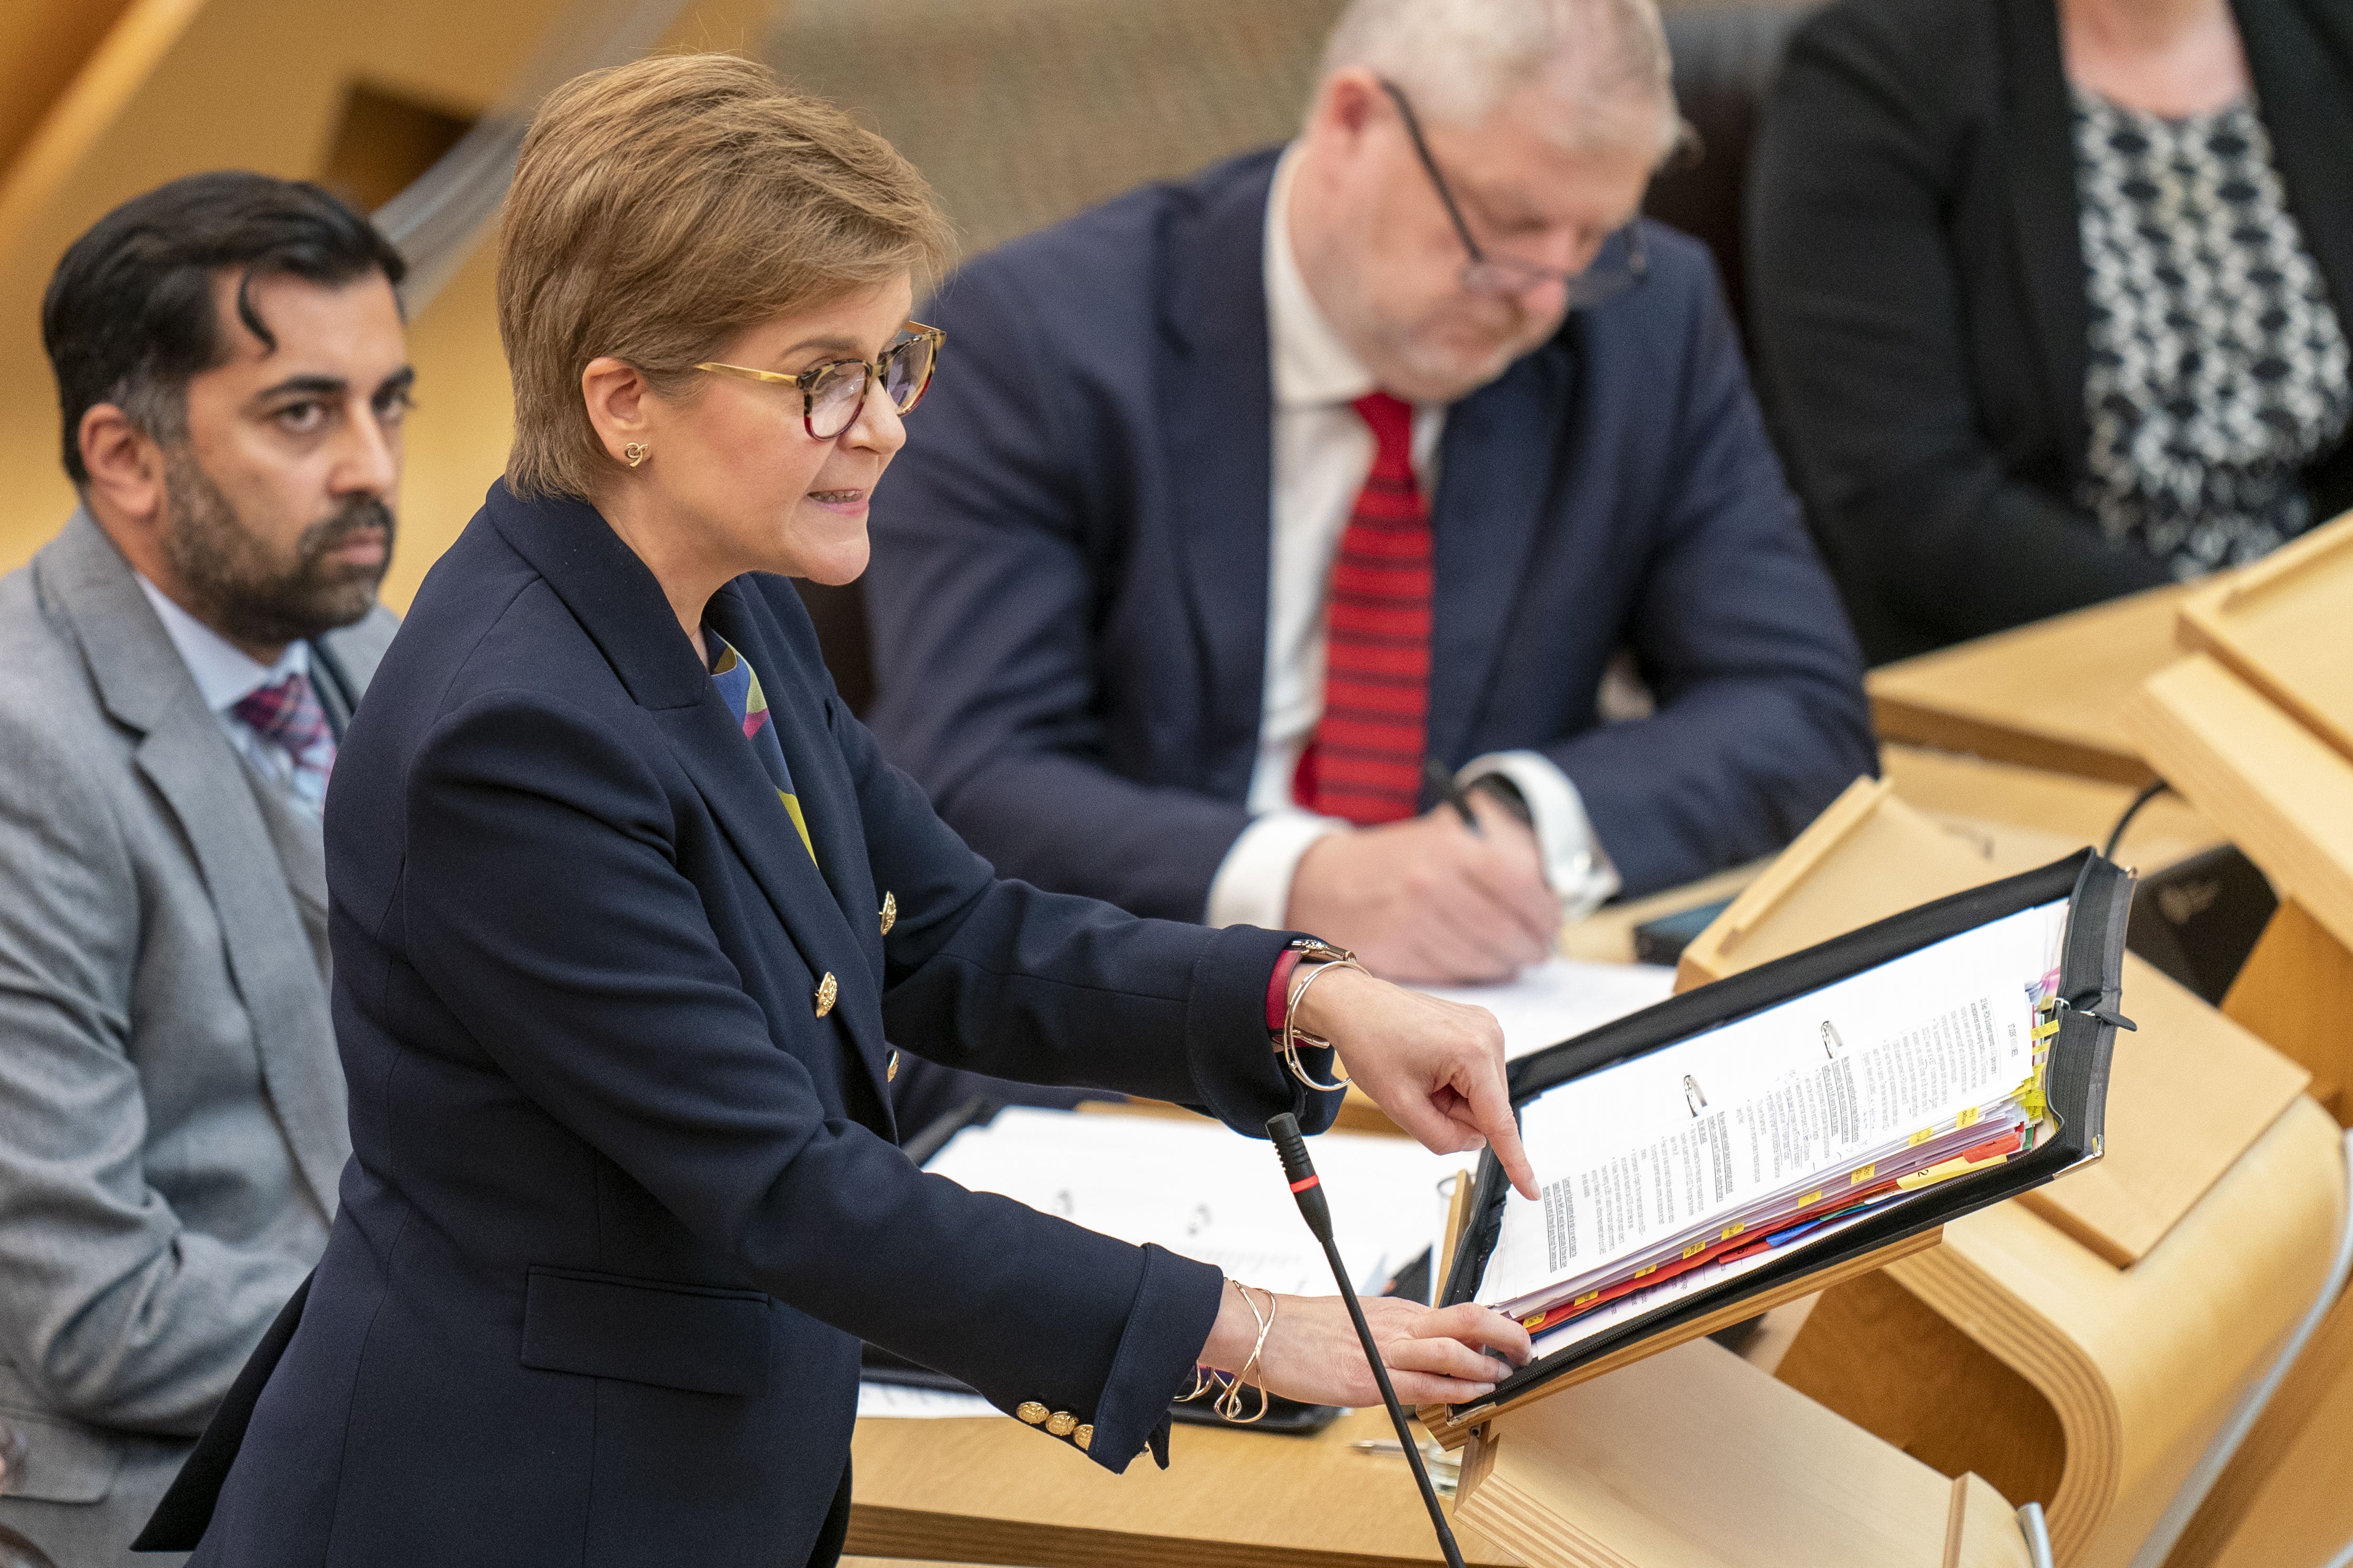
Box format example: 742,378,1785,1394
230,671,335,803
1297,392,1432,825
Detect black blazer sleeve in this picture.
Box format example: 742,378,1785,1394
1745,0,2172,658
399,683,1319,1470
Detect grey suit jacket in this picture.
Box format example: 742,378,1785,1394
0,514,393,1566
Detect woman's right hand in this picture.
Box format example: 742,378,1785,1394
1198,1283,1533,1409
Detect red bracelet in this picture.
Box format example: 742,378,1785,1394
1265,949,1303,1033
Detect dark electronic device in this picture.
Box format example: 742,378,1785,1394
1630,897,1734,966
2124,844,2276,1004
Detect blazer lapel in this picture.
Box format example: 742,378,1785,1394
245,767,331,977
2238,0,2353,326
42,514,349,1215
646,693,893,1108
484,488,893,1111
136,717,348,1213
1425,336,1580,770
2000,0,2092,479
1158,153,1280,783
706,583,883,983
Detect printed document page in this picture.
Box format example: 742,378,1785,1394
1479,903,2066,1316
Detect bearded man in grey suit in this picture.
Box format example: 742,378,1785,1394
0,173,411,1566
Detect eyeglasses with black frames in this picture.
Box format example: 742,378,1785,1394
1377,79,1647,310
696,320,945,441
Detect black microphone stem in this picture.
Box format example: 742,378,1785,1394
1267,1114,1467,1568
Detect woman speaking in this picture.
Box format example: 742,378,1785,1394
174,53,1536,1568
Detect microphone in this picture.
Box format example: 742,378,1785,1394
1266,1113,1466,1568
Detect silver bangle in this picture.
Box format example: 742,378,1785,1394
1281,956,1362,1091
1214,1282,1275,1426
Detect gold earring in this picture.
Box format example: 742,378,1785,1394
623,443,648,468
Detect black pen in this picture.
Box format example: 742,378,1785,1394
1423,757,1481,835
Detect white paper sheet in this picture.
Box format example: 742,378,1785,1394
923,1109,1461,1297
855,1382,999,1420
1417,959,1677,1061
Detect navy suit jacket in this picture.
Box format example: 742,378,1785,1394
181,483,1336,1568
865,149,1876,921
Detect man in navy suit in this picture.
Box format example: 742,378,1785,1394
864,0,1874,985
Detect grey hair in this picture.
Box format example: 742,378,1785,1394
1316,0,1678,152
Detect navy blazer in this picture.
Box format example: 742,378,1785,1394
179,483,1337,1568
864,148,1876,922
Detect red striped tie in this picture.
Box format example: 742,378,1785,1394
1296,392,1431,825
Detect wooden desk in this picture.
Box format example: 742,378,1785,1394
1868,583,2196,784
849,1405,1521,1568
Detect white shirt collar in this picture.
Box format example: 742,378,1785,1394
1264,144,1380,410
135,573,309,715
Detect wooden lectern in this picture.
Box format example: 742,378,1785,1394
2114,513,2353,1568
1671,780,2341,1568
2123,515,2353,1122
1452,1338,2033,1568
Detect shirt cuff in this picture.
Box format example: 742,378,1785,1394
1458,751,1622,921
1204,809,1348,929
1266,949,1303,1033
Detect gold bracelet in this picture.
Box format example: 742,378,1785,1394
1281,957,1362,1091
1214,1282,1275,1426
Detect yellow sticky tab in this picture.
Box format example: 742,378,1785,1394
1574,1292,1600,1307
1720,1221,1745,1241
1909,1129,1931,1146
1958,1106,1980,1128
1521,1312,1547,1329
1634,1265,1655,1278
1800,1190,1823,1207
1850,1164,1878,1185
2033,1019,2060,1040
1682,1242,1705,1260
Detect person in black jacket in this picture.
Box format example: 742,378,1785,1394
1746,0,2353,663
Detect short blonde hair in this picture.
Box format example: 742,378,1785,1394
498,53,951,500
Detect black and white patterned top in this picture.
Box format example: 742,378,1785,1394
2072,87,2351,577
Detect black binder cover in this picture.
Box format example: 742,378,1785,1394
1433,850,2133,1423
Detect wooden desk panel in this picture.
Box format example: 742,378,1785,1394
2123,654,2353,956
2175,510,2353,767
1879,745,2223,874
848,1406,1521,1568
1459,1338,2032,1568
1868,583,2195,784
